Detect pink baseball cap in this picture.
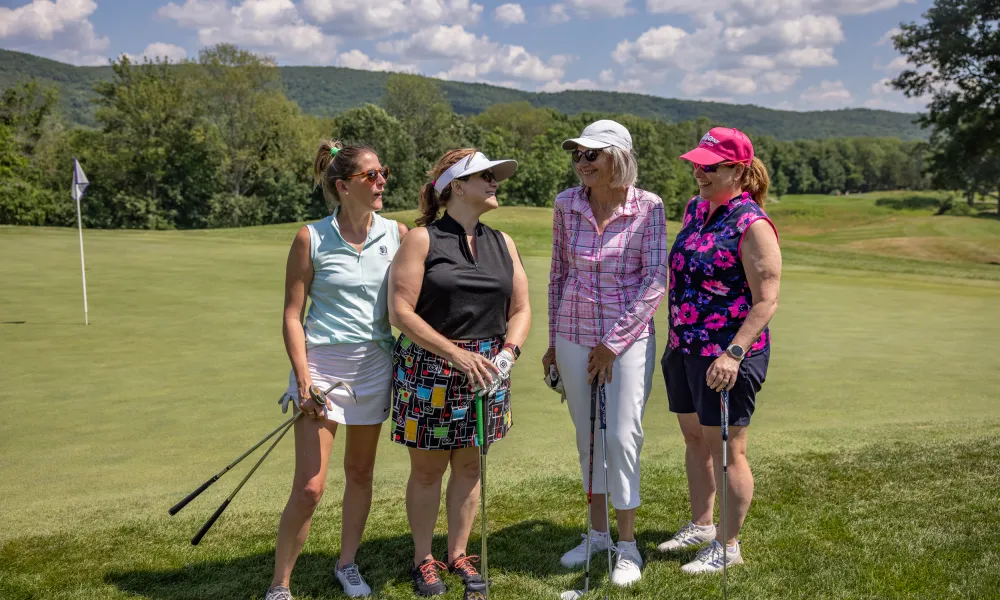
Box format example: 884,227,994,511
680,127,754,166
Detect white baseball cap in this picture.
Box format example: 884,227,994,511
562,119,633,152
434,151,518,194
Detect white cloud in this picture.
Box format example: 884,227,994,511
544,0,631,21
800,79,853,107
158,0,335,59
494,3,525,25
545,3,571,23
382,24,565,82
863,76,926,112
648,0,915,23
302,0,483,37
336,49,415,72
0,0,109,65
599,69,615,85
877,26,901,46
129,42,188,63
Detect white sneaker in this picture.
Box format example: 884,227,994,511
336,562,372,597
560,529,611,568
610,541,643,587
657,521,716,553
680,540,743,574
265,586,293,600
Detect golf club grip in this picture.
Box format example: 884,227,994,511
191,499,231,545
169,476,218,515
475,393,488,455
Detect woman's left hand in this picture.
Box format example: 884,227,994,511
706,353,740,392
587,344,616,385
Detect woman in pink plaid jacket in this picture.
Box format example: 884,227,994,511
543,120,668,587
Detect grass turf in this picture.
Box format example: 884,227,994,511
1,193,999,599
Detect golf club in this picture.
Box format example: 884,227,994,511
598,382,612,600
559,379,599,600
176,382,357,545
474,390,490,600
168,414,296,516
721,388,730,600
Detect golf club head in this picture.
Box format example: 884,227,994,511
560,590,585,600
309,380,358,405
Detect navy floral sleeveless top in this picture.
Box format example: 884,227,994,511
667,192,776,357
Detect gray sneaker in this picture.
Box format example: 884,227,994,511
265,586,293,600
336,562,372,597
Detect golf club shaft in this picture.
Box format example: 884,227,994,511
722,390,729,599
475,392,489,599
191,412,300,545
169,413,297,516
599,384,611,600
585,381,598,594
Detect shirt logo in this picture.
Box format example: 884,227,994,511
379,245,388,256
700,133,720,145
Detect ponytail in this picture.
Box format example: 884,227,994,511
418,147,477,227
740,157,770,208
313,139,377,214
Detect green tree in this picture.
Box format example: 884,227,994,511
891,0,1000,212
331,104,421,211
382,74,458,166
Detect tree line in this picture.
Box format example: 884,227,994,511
1,44,933,229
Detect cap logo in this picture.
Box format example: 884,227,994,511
701,133,720,145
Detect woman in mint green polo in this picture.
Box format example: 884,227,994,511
266,140,408,600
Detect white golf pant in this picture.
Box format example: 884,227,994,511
556,335,655,510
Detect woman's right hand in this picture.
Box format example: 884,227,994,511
297,380,326,420
542,346,557,377
451,348,501,392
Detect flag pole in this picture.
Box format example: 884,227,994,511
72,157,90,326
76,193,88,326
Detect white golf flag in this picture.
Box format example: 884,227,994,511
72,158,89,202
72,158,90,325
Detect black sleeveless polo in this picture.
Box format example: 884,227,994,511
415,212,514,340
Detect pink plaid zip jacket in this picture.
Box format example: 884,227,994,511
548,185,668,355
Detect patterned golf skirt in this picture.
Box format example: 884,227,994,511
390,334,512,450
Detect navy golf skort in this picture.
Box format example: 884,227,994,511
661,347,769,427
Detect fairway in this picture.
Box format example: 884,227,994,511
2,194,999,599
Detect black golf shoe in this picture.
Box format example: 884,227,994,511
449,554,483,584
411,558,448,596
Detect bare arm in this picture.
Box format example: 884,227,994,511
501,232,531,351
282,227,323,418
397,221,409,239
388,227,499,390
731,219,781,351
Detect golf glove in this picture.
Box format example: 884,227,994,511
545,364,567,403
475,349,514,397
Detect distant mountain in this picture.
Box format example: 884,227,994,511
0,48,926,141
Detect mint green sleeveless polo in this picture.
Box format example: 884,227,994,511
304,208,401,352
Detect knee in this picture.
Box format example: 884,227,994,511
453,458,481,481
344,459,375,488
292,478,325,511
410,462,447,487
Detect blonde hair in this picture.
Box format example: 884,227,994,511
313,139,377,213
739,157,770,208
417,147,477,227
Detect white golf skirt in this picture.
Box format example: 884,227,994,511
284,342,392,425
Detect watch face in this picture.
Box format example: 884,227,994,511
729,345,745,358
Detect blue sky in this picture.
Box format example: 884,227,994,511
0,0,932,112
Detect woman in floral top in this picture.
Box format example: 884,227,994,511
543,120,667,587
656,127,782,575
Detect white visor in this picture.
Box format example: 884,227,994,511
434,152,518,194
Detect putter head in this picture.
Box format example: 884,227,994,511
560,590,585,600
464,580,488,600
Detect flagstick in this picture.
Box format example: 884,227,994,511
75,196,89,326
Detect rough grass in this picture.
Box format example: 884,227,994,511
2,192,999,599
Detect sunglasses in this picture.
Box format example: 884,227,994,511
572,148,602,163
478,170,496,184
344,166,390,183
695,162,737,173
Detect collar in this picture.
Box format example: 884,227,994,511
571,186,639,217
437,211,483,236
331,206,386,247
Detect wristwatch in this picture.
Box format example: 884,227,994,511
502,343,521,360
725,343,745,361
